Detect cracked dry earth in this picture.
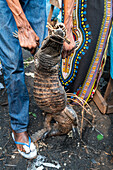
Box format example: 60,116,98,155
0,50,113,170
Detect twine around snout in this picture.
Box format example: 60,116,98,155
46,22,70,44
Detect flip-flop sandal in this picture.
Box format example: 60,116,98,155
12,132,37,159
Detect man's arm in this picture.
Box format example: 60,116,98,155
63,0,75,58
6,0,39,54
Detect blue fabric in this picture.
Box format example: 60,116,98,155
0,0,47,132
46,0,61,22
108,24,113,79
14,136,31,148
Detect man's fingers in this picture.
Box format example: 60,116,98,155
36,36,39,42
23,47,36,55
67,45,76,55
30,48,36,55
36,40,39,47
62,50,68,59
67,41,79,55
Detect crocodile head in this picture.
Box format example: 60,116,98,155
34,23,66,71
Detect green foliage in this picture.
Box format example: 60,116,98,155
24,56,34,69
97,134,103,141
29,112,37,118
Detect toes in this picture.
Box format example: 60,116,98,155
30,142,36,152
17,144,25,152
23,145,30,153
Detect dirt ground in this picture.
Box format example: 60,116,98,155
0,50,113,170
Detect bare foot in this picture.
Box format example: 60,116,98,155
12,130,29,152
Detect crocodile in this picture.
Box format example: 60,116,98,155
31,23,79,142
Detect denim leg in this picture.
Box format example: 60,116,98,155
0,0,47,133
23,0,48,46
0,0,29,133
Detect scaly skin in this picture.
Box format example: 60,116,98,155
32,23,78,142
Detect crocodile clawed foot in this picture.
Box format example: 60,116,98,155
47,123,66,137
31,128,49,142
48,129,62,137
72,125,80,139
41,130,51,140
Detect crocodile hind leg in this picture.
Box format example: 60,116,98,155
42,113,53,138
31,105,79,142
31,111,72,142
41,113,69,138
47,122,72,137
31,113,53,142
47,108,75,137
48,105,79,137
64,105,80,138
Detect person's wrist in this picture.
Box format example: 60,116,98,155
14,12,29,28
64,23,73,32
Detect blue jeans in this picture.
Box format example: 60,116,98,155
0,0,47,133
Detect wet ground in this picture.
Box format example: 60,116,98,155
0,50,113,170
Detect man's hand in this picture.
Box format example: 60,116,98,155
62,28,76,59
62,0,76,59
6,0,39,54
18,25,39,54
